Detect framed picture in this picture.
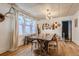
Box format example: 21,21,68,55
75,18,78,27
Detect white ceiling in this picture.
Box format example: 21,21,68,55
0,4,10,14
16,3,79,19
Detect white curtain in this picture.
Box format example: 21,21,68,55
9,11,18,51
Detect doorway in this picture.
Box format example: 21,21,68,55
62,21,72,41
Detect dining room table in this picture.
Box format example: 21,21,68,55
29,34,53,55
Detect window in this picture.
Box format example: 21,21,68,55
25,18,36,34
25,26,31,34
18,16,24,35
25,18,32,34
18,15,36,35
32,21,36,33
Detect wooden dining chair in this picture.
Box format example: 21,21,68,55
36,39,47,55
28,37,38,51
31,40,38,50
48,41,58,56
48,34,58,55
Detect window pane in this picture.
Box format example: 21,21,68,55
32,21,36,33
32,27,36,33
18,16,24,24
25,18,31,21
19,25,23,35
25,26,31,34
25,21,31,25
18,16,24,35
25,18,32,25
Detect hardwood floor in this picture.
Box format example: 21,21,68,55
0,41,79,56
0,44,33,56
57,41,79,56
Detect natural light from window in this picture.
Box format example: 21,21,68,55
18,15,36,35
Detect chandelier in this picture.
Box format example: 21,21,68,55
46,9,52,20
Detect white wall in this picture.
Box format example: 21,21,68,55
0,17,11,53
0,4,11,54
72,11,79,45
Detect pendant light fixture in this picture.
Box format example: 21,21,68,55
46,9,52,20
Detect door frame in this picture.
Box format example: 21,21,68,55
62,20,72,41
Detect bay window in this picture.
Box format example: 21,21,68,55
18,15,36,35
